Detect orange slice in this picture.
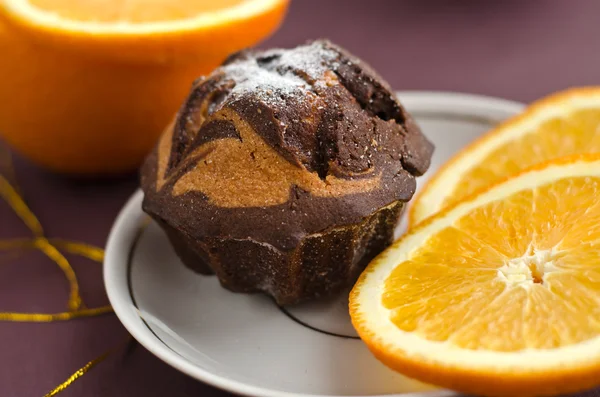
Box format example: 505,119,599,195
350,155,600,397
410,87,600,226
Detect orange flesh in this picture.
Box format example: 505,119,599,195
443,109,600,209
28,0,247,23
383,176,600,351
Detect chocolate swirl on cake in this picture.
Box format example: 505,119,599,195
140,39,433,305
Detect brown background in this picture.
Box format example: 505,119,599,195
1,0,600,396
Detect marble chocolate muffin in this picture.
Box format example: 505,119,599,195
140,39,433,305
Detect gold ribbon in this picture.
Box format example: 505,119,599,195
43,350,112,397
0,173,113,318
42,336,132,397
0,149,119,395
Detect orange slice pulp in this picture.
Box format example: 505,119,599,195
351,155,600,396
410,87,600,225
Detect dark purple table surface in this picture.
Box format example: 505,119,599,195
2,0,600,396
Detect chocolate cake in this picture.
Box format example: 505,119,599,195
140,39,433,305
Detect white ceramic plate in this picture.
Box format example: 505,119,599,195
104,91,524,397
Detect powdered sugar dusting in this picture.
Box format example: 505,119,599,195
274,40,339,80
222,62,307,106
218,40,340,107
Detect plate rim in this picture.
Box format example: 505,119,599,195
104,90,525,397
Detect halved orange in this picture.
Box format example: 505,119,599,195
410,87,600,225
0,0,289,174
351,155,600,397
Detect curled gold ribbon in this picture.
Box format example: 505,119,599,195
0,145,21,194
42,336,131,397
0,174,43,235
0,172,116,319
0,174,83,311
43,350,112,397
49,238,105,262
0,149,119,396
36,237,83,310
